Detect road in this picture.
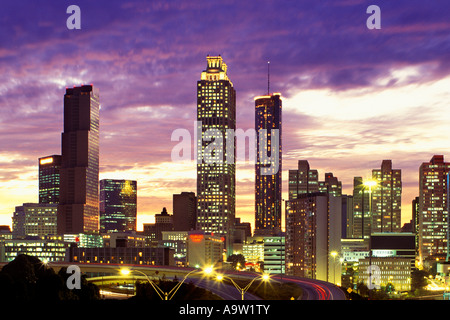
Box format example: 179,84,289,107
274,275,346,300
5,262,345,300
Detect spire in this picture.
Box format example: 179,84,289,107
267,61,270,95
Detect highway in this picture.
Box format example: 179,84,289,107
274,275,347,300
1,261,346,300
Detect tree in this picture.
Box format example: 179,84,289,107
411,269,429,292
0,254,99,301
227,254,246,271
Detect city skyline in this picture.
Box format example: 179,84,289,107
1,1,450,231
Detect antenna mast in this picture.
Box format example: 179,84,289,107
267,61,270,95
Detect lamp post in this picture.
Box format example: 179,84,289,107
120,266,211,300
331,251,338,285
363,179,377,299
215,273,270,300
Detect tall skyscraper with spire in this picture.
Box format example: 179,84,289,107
254,92,282,235
196,55,236,254
58,85,100,234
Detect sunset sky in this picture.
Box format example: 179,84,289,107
1,0,449,231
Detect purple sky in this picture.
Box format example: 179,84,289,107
1,0,450,230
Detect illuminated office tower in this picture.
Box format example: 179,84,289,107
371,160,402,233
58,85,100,234
13,203,58,238
285,193,342,282
196,55,236,254
351,176,371,239
288,160,319,200
254,93,282,234
418,155,450,265
39,155,62,204
100,179,137,233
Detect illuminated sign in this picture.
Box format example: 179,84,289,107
372,250,396,257
40,157,54,165
189,234,204,243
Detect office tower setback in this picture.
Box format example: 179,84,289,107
173,192,197,231
288,160,319,200
196,55,236,253
100,179,137,233
319,172,342,197
39,155,62,204
58,85,100,234
255,93,282,234
371,160,402,233
419,155,450,265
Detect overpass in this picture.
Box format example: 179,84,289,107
0,262,346,300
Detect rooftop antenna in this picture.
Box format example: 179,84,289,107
267,61,270,95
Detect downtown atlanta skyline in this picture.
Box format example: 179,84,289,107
0,0,449,230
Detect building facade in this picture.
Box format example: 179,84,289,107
186,231,224,268
99,179,137,233
359,257,412,292
285,193,342,282
58,85,100,234
0,236,68,262
319,172,342,197
254,93,282,235
173,192,197,232
288,160,319,200
418,155,450,266
371,160,402,233
67,246,175,266
351,176,371,239
196,55,236,254
39,155,62,204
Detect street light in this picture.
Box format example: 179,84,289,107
331,251,338,285
215,273,271,300
363,179,377,299
120,266,210,300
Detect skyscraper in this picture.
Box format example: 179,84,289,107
288,160,319,200
58,85,100,234
173,192,197,232
285,192,342,282
13,203,58,238
99,179,137,233
39,155,62,204
371,160,402,233
254,93,282,234
418,155,450,265
351,176,371,239
196,55,236,254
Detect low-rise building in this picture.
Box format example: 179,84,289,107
186,231,223,268
0,236,68,262
359,257,412,292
